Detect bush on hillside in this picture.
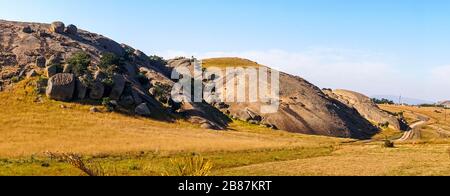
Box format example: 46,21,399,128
378,122,390,129
67,51,91,76
99,52,120,70
383,140,395,148
149,55,167,68
98,52,121,87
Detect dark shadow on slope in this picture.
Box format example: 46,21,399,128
327,98,380,140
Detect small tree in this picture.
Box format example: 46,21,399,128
99,53,120,85
68,51,91,76
99,52,120,70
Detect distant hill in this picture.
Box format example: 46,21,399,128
371,95,434,105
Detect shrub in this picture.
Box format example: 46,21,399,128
67,51,91,76
11,76,20,83
99,52,120,70
148,55,166,67
383,140,395,148
101,77,115,88
136,73,149,85
99,53,120,85
102,97,115,112
163,154,214,176
378,122,390,129
153,82,172,104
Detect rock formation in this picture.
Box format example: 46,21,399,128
0,20,229,130
0,20,402,139
324,89,409,131
46,73,75,101
168,57,379,139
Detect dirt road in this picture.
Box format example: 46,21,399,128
397,115,429,141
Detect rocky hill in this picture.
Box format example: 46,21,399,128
170,58,380,139
324,89,410,131
0,20,229,129
1,20,391,139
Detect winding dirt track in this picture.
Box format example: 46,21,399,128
397,115,430,141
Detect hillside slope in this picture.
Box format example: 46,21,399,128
171,57,379,139
0,20,229,130
1,20,381,139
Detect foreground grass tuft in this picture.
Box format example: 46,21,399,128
164,154,214,176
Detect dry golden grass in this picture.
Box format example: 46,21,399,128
380,104,450,141
4,79,450,176
214,105,450,176
0,78,344,158
202,57,261,68
220,143,450,176
371,127,403,140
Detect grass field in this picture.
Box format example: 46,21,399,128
1,78,450,176
202,58,261,68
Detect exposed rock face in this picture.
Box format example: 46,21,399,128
46,54,62,66
45,65,58,78
46,73,75,101
89,81,104,100
109,74,125,100
50,21,65,34
324,89,409,131
22,26,32,33
75,77,88,99
135,103,151,116
188,58,379,139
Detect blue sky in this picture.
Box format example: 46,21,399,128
1,0,449,101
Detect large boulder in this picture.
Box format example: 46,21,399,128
65,24,78,35
89,81,104,100
49,21,65,34
75,76,88,99
45,65,58,78
109,74,125,100
131,89,143,105
22,26,32,34
46,73,75,101
36,56,46,68
119,95,135,107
